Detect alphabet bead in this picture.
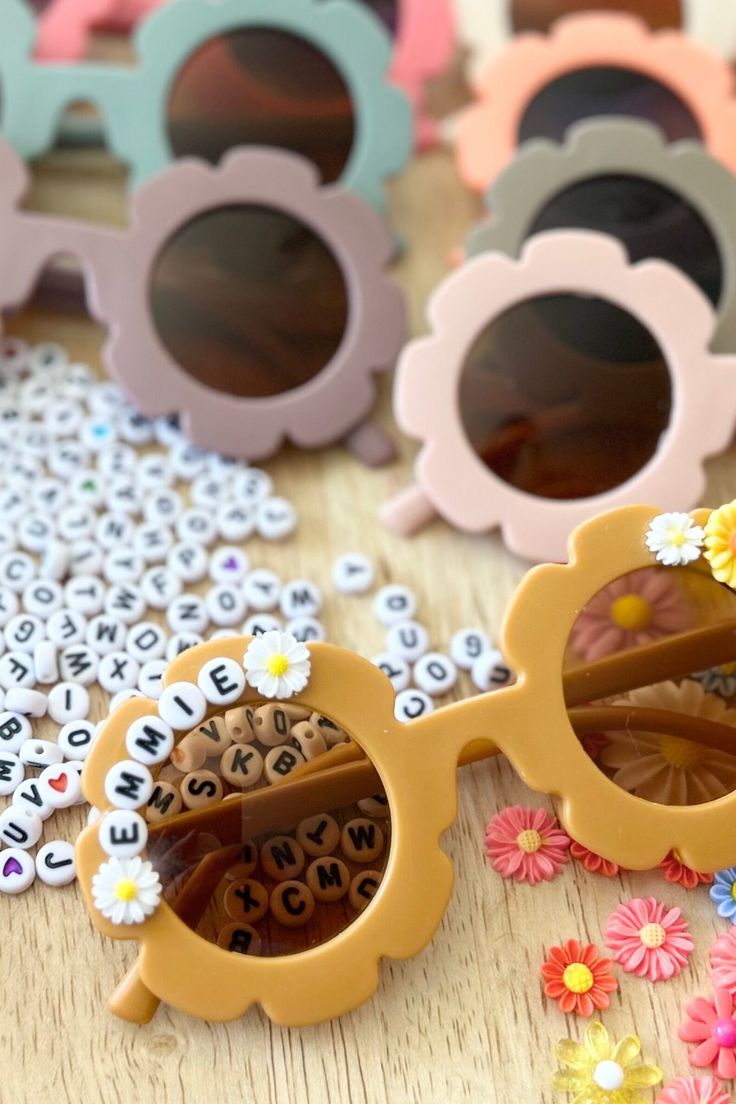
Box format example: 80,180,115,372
224,705,257,744
125,715,175,767
126,621,168,663
47,681,90,724
5,614,45,654
166,594,209,635
217,923,261,956
192,715,233,757
170,734,207,773
264,745,305,785
0,651,35,690
104,760,154,810
242,614,281,637
145,781,183,823
385,620,429,663
413,653,458,697
280,580,322,620
255,497,297,541
372,584,417,626
98,651,140,693
285,616,325,643
340,819,385,864
0,710,31,753
46,608,86,647
32,641,59,685
166,632,204,662
138,658,166,700
5,688,48,718
306,856,350,902
310,714,348,747
38,763,83,809
224,844,258,881
196,657,245,707
331,553,375,595
394,689,434,723
181,770,223,810
260,836,305,882
349,870,383,912
450,628,492,670
270,881,315,927
20,739,64,769
296,814,340,857
57,720,96,761
357,793,390,818
167,541,209,584
12,778,53,820
220,744,264,789
371,653,411,692
98,810,148,859
209,546,250,584
0,752,23,796
35,840,76,887
224,878,269,923
253,704,293,748
290,721,327,762
0,806,43,849
0,848,35,894
470,649,514,692
242,569,281,611
59,644,99,686
205,585,247,628
158,681,207,730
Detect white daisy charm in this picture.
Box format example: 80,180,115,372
645,512,704,566
243,630,311,699
92,856,162,925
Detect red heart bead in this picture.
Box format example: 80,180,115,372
48,773,68,794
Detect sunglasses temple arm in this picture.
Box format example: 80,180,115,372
108,844,243,1024
380,483,438,535
568,705,736,757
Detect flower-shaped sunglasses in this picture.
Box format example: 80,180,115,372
469,119,736,354
455,11,736,195
0,140,404,463
74,501,736,1026
33,0,454,150
4,0,411,211
382,228,736,562
455,0,736,85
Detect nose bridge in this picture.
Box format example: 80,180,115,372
402,682,523,762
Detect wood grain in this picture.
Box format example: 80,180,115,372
2,48,736,1104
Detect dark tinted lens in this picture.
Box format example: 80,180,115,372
511,0,682,31
458,294,672,499
150,205,349,398
167,29,355,183
518,67,701,145
28,0,55,10
566,565,736,807
148,706,390,958
528,174,723,308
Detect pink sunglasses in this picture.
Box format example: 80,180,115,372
0,140,404,464
33,0,455,148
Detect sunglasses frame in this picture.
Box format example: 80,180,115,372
0,140,404,461
4,0,411,211
33,0,455,151
468,118,736,354
75,503,736,1026
382,229,736,562
455,0,736,85
455,11,736,195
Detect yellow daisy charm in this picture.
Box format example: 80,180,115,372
704,500,736,587
553,1022,662,1103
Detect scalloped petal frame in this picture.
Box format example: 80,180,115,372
76,639,461,1026
33,0,455,151
454,12,736,194
454,0,736,85
390,229,736,562
468,118,736,353
495,502,736,873
0,143,404,459
1,0,412,209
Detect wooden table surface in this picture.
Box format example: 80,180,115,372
3,40,736,1104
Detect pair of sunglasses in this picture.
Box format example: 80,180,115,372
468,118,736,354
5,0,411,212
455,1,736,86
455,11,736,196
0,140,404,464
76,500,736,1025
32,0,454,149
382,228,736,562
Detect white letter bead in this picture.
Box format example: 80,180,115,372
385,621,429,663
372,585,417,626
413,653,458,697
32,641,59,685
5,688,48,718
104,760,155,810
280,580,322,619
97,651,140,693
242,614,281,637
0,710,32,752
0,752,23,796
285,616,325,643
166,632,204,662
0,806,43,849
197,658,245,706
0,651,35,689
394,689,435,722
205,584,246,627
59,644,99,686
140,567,181,610
371,653,411,693
242,569,281,611
166,595,209,635
98,810,148,859
109,688,143,713
0,587,19,627
85,615,126,656
167,541,208,583
0,849,35,894
331,553,375,595
38,763,83,809
104,584,146,625
125,621,168,663
137,659,167,700
471,649,514,693
46,608,87,647
125,716,175,766
450,628,492,670
35,840,76,887
20,739,64,769
57,719,96,761
64,574,105,615
47,681,90,724
255,497,297,541
158,682,208,731
5,614,45,654
209,546,250,584
12,778,53,820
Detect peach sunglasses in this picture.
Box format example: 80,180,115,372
455,12,736,194
75,501,736,1026
33,0,455,148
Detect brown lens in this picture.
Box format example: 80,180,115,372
458,293,671,500
147,706,390,958
149,205,349,398
527,174,723,309
566,565,736,807
518,67,701,146
167,29,355,184
511,0,682,32
358,0,399,34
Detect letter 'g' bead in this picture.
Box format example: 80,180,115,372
98,810,148,859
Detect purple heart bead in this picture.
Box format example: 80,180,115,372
223,556,238,570
2,857,23,878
